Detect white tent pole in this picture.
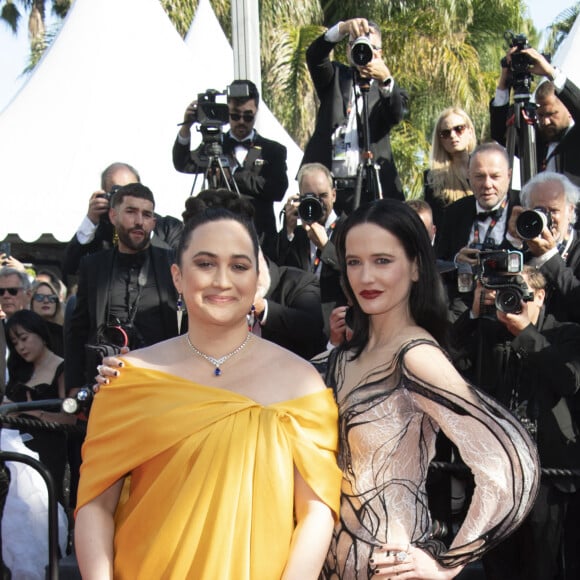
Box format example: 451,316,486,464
231,0,262,95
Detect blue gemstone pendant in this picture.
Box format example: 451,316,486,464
214,367,222,377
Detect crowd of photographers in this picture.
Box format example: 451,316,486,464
0,15,579,580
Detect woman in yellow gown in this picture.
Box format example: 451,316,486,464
74,208,342,579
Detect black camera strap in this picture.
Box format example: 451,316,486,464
105,247,151,330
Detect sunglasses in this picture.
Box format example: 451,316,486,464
0,287,22,296
32,293,59,304
439,124,467,140
229,112,255,123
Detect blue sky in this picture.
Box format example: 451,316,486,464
0,0,576,113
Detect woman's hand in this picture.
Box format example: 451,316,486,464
93,347,130,392
370,544,463,579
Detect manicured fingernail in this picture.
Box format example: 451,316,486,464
118,361,124,367
114,370,120,377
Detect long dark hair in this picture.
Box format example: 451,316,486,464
336,199,449,358
6,310,53,385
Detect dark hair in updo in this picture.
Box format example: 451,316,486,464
176,206,260,270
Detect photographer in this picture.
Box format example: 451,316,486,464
172,80,288,260
490,44,580,186
64,182,183,508
61,162,183,285
452,265,580,580
507,171,580,325
301,18,408,214
276,163,346,340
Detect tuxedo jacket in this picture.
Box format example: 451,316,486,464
538,235,580,324
65,246,181,390
301,33,408,201
490,77,580,186
262,260,326,360
173,131,288,253
435,192,520,261
62,214,183,284
453,308,580,489
275,215,347,339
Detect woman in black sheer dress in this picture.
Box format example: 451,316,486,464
314,199,540,579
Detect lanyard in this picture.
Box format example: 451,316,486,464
472,197,508,248
312,221,337,273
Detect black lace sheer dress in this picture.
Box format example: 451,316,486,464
313,339,540,579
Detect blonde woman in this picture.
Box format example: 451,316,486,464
424,107,477,229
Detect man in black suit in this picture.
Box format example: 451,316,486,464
61,162,183,285
490,48,580,186
277,163,346,340
173,80,288,259
65,182,182,393
453,266,580,580
508,171,580,324
65,182,182,508
435,142,520,319
436,142,519,263
302,17,408,213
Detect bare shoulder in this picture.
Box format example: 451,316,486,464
251,338,327,397
121,337,184,369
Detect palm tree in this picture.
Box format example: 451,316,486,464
542,2,580,56
1,0,537,196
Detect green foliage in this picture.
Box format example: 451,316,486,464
3,0,579,198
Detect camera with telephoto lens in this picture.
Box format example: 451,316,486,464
477,250,534,314
350,34,374,67
298,193,324,224
516,207,553,240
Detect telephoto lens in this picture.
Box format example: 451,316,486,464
516,208,551,240
350,36,374,66
298,194,324,224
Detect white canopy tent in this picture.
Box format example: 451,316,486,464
551,13,580,87
0,0,301,243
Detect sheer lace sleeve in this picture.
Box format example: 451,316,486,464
400,339,540,566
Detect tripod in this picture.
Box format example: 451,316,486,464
352,73,382,211
505,94,538,189
189,134,241,196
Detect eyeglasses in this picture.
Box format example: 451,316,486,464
439,124,467,140
32,293,59,304
229,112,255,123
0,287,22,296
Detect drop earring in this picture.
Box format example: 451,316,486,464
177,294,184,334
247,304,256,331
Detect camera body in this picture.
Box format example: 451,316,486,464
477,250,533,314
298,193,324,224
350,35,374,67
516,207,553,240
503,31,534,101
190,83,251,170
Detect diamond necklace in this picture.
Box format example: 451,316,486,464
185,333,252,376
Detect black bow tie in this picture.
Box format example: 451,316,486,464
234,139,253,150
476,208,502,221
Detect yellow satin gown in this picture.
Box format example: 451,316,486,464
77,362,341,579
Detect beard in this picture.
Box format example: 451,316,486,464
116,226,151,252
